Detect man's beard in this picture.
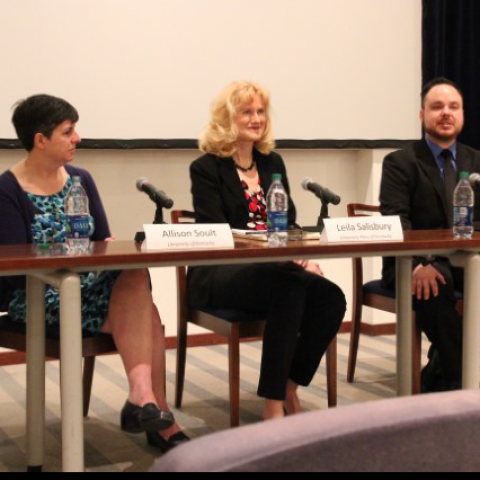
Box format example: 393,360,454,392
423,121,462,144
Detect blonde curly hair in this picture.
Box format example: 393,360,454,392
199,81,275,158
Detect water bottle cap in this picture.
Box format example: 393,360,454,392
72,176,81,184
272,174,282,182
460,172,469,180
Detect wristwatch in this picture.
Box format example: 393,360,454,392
420,256,436,267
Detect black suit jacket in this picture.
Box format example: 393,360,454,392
190,150,297,228
380,139,480,285
187,150,297,308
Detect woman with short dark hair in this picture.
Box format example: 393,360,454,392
0,94,189,452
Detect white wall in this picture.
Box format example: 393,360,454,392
0,148,396,336
0,0,421,140
0,0,420,335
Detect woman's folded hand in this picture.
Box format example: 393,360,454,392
293,260,324,277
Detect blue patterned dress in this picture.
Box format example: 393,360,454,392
8,177,121,335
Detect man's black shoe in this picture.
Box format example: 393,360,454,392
421,348,460,393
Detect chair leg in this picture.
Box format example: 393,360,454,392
83,357,96,418
412,315,422,395
228,326,241,428
162,324,167,397
326,337,337,408
347,300,364,383
175,322,188,409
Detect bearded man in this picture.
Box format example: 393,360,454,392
380,78,480,392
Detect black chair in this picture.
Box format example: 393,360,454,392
172,210,337,427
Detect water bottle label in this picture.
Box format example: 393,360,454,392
67,215,91,239
454,206,474,227
267,212,288,232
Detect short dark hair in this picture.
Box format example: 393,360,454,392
421,77,464,108
11,95,79,151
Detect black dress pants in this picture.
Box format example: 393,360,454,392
383,259,463,383
189,263,346,401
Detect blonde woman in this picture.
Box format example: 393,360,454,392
188,82,346,421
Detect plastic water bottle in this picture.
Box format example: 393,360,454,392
267,174,289,247
65,176,91,251
453,172,474,239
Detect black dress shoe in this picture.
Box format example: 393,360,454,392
146,430,190,453
421,348,447,393
421,348,461,393
121,401,175,434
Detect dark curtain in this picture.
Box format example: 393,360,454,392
423,0,480,149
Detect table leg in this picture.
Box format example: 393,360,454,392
59,272,84,472
26,276,46,472
461,254,480,389
396,257,413,396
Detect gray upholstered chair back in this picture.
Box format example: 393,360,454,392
152,390,480,472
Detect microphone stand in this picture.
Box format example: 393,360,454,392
317,201,330,233
134,204,168,243
154,205,167,226
304,199,330,233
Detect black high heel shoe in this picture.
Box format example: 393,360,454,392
121,401,175,434
146,430,191,453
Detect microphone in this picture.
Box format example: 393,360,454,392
136,178,174,209
301,178,341,205
469,173,480,190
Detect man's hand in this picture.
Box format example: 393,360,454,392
412,264,447,301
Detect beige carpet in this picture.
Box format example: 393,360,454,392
0,334,429,472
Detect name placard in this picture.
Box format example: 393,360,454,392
321,216,404,243
143,224,234,251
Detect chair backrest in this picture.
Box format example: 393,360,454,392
170,210,196,224
0,314,116,357
347,204,381,292
347,204,380,218
152,389,480,472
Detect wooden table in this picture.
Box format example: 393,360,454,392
1,230,480,471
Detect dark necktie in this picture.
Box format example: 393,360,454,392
442,149,456,228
